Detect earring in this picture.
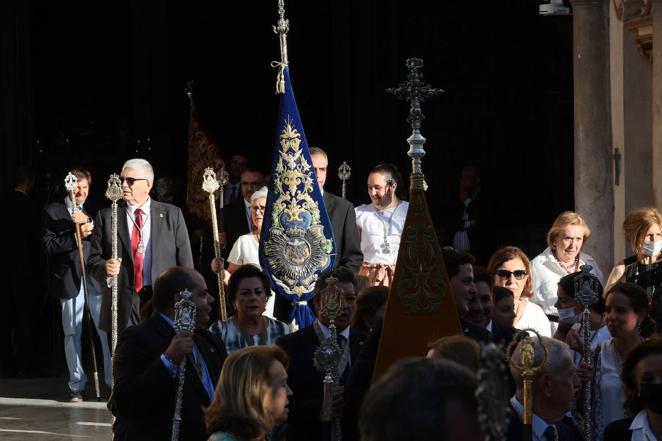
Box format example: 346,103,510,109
637,321,642,336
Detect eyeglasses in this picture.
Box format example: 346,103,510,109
495,269,528,280
251,206,266,213
120,177,148,186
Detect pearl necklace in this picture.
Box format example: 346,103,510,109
552,250,579,274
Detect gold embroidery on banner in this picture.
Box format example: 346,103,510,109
263,117,333,297
395,193,446,313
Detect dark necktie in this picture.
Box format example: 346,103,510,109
131,208,144,292
229,184,238,205
544,425,558,441
337,334,350,384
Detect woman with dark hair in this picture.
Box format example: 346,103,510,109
355,164,408,287
607,207,662,332
604,338,662,440
487,246,551,337
209,264,289,355
590,282,657,438
206,345,292,441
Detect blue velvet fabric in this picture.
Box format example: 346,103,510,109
259,67,337,329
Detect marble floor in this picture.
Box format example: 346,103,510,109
0,377,113,440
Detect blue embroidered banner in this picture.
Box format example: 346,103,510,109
259,66,336,329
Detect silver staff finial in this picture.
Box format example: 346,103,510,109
64,172,78,194
272,0,289,94
387,58,443,191
337,161,351,199
105,174,123,203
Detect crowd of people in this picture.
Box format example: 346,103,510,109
5,149,662,441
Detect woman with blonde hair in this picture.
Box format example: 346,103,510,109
530,211,604,332
205,345,292,441
487,246,551,337
606,207,662,331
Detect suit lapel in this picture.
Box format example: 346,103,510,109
150,201,164,264
117,205,133,264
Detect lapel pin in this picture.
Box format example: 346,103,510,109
160,213,164,218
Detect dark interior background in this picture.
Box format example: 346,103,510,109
2,0,575,256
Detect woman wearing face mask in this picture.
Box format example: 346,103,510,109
553,271,609,363
604,338,662,441
607,207,662,332
589,282,656,439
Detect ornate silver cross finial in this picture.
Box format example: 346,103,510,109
105,174,123,203
64,172,78,194
386,58,443,190
337,161,351,199
202,168,220,194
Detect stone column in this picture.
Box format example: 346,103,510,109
571,0,614,272
653,0,662,208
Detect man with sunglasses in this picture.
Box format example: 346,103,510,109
89,158,194,334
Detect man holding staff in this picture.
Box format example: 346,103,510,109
42,168,112,401
89,158,194,334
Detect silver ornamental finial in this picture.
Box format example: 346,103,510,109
173,289,196,334
272,0,289,94
217,168,229,188
476,343,512,441
337,162,351,199
202,168,220,194
387,58,443,190
64,172,78,193
105,174,123,202
574,264,599,308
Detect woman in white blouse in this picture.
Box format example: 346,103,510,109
211,186,275,317
530,211,605,333
487,246,551,337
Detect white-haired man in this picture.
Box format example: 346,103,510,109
89,158,194,333
507,336,582,441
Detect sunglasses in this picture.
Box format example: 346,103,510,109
495,269,528,280
120,177,148,186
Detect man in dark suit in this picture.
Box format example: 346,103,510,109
109,266,227,441
2,167,43,377
277,267,361,441
42,168,112,400
310,147,363,273
221,167,263,257
89,158,194,334
507,336,582,441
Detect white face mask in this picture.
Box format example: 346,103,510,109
642,240,662,257
558,307,577,322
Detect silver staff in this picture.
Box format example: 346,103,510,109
313,277,345,441
171,289,196,441
574,264,600,441
337,161,351,199
476,343,512,441
105,174,123,357
65,172,101,400
202,167,229,321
